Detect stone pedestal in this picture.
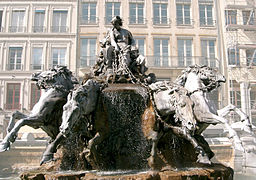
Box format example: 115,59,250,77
19,84,234,179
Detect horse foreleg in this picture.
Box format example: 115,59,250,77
170,126,211,164
202,113,245,152
148,130,162,170
0,117,43,152
217,104,252,134
7,111,28,133
84,132,104,167
40,133,64,165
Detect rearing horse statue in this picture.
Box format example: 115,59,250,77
175,65,253,153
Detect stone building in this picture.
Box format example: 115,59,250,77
217,0,256,174
0,0,78,138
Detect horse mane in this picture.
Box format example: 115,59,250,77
175,65,219,92
37,66,78,91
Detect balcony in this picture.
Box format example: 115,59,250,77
6,63,23,71
226,0,255,9
129,17,147,25
9,26,26,33
80,16,99,25
146,56,219,69
51,26,68,33
176,18,194,27
199,19,216,27
152,17,171,26
5,103,21,110
79,56,97,68
226,19,256,31
32,26,46,33
30,64,44,71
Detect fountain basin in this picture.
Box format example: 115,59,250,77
20,164,233,180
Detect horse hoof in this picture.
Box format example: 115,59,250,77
0,142,10,152
197,154,211,165
40,154,54,166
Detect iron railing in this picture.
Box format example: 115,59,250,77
9,26,26,33
176,18,194,26
32,26,46,33
80,16,99,25
152,17,171,26
146,56,219,69
199,19,216,27
129,17,147,25
30,64,44,70
5,103,21,110
51,26,68,33
6,63,23,70
80,56,97,67
78,56,219,69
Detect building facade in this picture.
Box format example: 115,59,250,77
0,0,78,138
218,0,256,125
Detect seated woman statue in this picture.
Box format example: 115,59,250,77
100,16,137,71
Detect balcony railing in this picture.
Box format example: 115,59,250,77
105,17,112,25
49,63,67,69
80,16,99,25
51,26,68,33
6,63,23,70
199,19,216,27
176,18,194,26
5,103,21,110
129,17,147,25
80,56,97,68
9,26,26,33
152,17,171,26
79,56,219,69
146,56,219,69
32,26,46,33
30,64,44,70
226,18,256,30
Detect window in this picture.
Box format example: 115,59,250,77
81,2,97,25
135,38,145,56
6,83,21,110
176,4,191,25
8,47,22,70
32,47,43,70
105,2,120,24
178,39,192,67
80,38,96,67
51,48,66,67
199,4,213,26
250,84,256,125
242,10,255,25
154,39,169,66
246,49,256,66
0,11,3,32
153,3,168,25
225,10,237,25
30,84,41,110
207,89,219,110
33,10,45,32
230,81,241,108
201,40,216,67
227,48,240,66
129,2,144,24
10,10,25,32
52,10,68,32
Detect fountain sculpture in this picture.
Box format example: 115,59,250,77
1,16,253,179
